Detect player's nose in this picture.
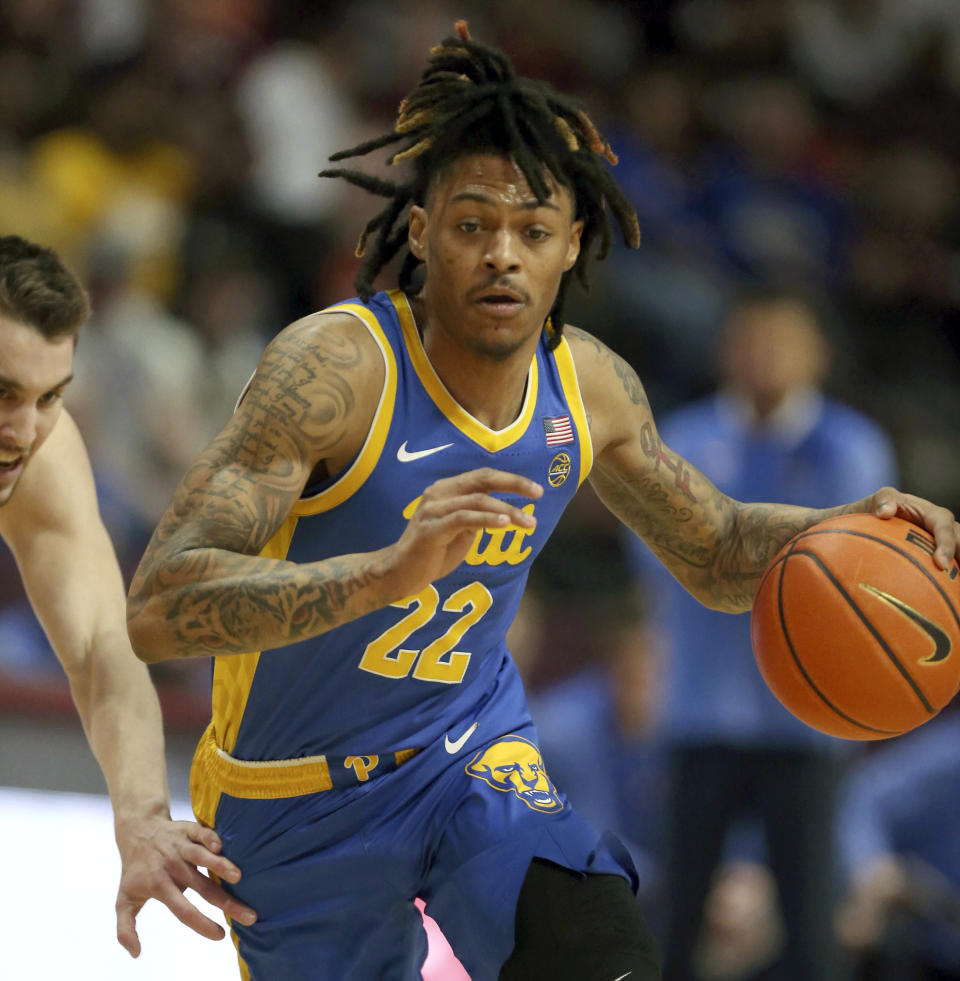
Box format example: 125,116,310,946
0,404,36,451
483,229,521,272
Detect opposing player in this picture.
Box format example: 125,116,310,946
127,23,960,980
0,235,256,956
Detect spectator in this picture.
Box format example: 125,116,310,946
836,709,960,981
623,285,898,981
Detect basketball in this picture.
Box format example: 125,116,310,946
750,513,960,740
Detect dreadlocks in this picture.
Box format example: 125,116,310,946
319,20,641,349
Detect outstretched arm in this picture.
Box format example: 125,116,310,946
128,313,541,661
0,412,256,956
567,328,959,612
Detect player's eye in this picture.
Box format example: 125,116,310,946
526,227,550,241
38,390,63,406
458,220,481,233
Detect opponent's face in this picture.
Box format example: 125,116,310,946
0,315,74,506
409,154,583,361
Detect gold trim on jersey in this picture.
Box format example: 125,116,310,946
293,302,398,516
193,722,335,803
209,514,299,755
552,336,593,485
235,932,250,981
390,289,539,453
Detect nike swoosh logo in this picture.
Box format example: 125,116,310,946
612,974,633,981
444,721,478,754
860,583,952,663
397,440,454,463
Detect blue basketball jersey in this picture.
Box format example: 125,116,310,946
210,289,592,762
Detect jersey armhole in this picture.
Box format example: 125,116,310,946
553,337,593,486
293,304,397,515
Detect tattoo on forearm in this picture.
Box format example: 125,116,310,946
639,423,695,503
593,460,710,569
594,452,853,611
154,553,387,655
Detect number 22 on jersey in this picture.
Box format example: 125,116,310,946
358,581,493,684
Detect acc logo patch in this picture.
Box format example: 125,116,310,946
547,452,571,488
465,735,563,812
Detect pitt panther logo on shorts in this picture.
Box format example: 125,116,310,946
465,735,563,812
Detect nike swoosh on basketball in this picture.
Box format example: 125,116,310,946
611,974,633,980
444,721,478,754
860,583,952,663
397,440,454,463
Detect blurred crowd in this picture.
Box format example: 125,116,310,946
1,1,959,978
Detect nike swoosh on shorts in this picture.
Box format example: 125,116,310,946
444,721,479,754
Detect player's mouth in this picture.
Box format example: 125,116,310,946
0,450,25,481
473,287,526,318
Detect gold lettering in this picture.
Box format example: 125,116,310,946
344,755,380,782
403,497,535,568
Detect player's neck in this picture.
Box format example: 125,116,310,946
410,297,537,431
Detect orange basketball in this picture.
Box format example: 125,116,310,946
750,513,960,740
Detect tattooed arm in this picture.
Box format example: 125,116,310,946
566,327,957,612
128,313,541,660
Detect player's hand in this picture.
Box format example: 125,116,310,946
115,814,257,957
835,855,909,950
871,487,960,570
384,467,543,596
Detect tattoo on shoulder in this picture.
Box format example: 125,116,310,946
565,324,606,357
611,353,649,408
566,326,650,409
136,324,368,566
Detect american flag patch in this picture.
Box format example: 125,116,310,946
543,415,574,446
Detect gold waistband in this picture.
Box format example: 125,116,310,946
190,722,421,824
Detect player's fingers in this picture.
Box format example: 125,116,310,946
872,489,958,569
178,839,242,884
872,487,899,517
174,861,258,926
929,512,960,569
154,882,228,941
420,492,537,528
185,822,223,854
432,468,543,500
906,495,958,569
428,508,535,539
115,901,143,959
184,872,258,925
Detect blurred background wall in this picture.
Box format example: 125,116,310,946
1,1,958,979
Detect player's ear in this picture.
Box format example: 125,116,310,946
563,219,583,271
409,206,428,260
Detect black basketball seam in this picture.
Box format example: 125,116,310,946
791,527,960,632
775,544,902,735
791,548,935,714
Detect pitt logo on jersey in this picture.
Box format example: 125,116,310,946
403,496,536,567
465,735,563,812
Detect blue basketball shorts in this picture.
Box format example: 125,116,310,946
192,715,637,980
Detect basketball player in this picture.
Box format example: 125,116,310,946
0,235,256,956
127,23,960,980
